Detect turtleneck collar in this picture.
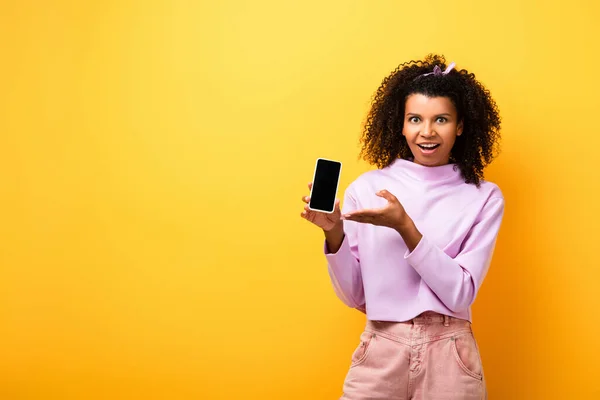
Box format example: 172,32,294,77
388,157,462,182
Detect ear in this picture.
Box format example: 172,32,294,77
456,120,464,136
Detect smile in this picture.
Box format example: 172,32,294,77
417,143,440,155
417,144,440,149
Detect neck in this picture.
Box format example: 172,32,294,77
389,157,461,182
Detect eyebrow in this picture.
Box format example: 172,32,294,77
406,113,452,117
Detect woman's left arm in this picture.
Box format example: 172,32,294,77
343,191,505,313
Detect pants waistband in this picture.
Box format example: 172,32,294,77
370,311,470,328
411,311,464,325
365,312,472,345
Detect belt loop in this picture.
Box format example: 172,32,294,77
443,315,450,327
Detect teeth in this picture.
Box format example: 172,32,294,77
420,144,438,148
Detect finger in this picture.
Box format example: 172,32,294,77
302,195,310,204
344,209,381,219
376,189,398,203
308,182,313,190
344,214,374,224
301,210,313,219
346,212,386,226
334,199,340,211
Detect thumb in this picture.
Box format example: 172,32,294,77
334,199,341,212
376,189,397,203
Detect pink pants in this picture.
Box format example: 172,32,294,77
341,312,487,400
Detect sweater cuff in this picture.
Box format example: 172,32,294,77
404,235,431,269
324,232,348,254
324,234,352,264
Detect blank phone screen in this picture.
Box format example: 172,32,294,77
310,159,342,212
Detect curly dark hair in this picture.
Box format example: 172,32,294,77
359,54,501,186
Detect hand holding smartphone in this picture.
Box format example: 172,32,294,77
308,158,342,214
301,158,345,252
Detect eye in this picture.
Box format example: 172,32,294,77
408,116,420,123
436,117,448,123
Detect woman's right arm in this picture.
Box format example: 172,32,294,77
301,184,365,310
323,221,344,253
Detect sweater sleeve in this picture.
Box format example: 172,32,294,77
324,187,365,310
404,196,505,313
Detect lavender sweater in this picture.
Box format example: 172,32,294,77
325,158,504,322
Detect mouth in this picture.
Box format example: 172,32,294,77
417,143,441,154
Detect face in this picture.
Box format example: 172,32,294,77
402,94,463,167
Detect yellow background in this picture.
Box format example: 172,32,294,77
1,0,599,399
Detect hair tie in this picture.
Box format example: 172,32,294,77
415,62,456,79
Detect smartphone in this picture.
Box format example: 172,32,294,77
308,158,342,214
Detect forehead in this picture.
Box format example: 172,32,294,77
404,94,457,115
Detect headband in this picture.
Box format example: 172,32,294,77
415,62,456,79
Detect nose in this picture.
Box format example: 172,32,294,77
421,122,435,138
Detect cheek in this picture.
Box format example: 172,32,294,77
441,128,459,146
444,133,457,144
401,126,417,141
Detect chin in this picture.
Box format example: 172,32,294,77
418,160,439,166
410,147,450,167
413,156,447,167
